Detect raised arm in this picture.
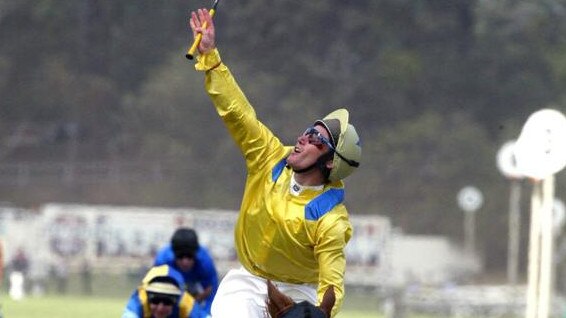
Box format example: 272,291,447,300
188,8,289,172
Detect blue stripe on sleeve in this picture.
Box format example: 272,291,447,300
305,189,344,220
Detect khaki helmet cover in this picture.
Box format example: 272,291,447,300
142,265,182,296
316,109,362,182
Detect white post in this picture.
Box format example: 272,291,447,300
464,211,476,256
511,109,566,318
457,186,483,257
508,179,522,285
537,175,555,318
526,180,542,318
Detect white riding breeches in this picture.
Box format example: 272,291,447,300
210,267,317,318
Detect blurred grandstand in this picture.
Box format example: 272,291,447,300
2,202,563,317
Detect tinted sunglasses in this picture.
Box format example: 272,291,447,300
148,294,177,306
303,127,360,168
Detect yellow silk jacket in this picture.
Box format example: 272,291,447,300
195,49,353,317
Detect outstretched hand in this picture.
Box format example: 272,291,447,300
189,8,216,55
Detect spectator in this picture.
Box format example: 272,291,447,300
0,241,3,317
11,248,29,275
9,248,29,300
81,258,93,295
55,258,68,294
0,241,3,289
154,228,218,315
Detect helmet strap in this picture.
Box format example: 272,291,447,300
317,151,334,182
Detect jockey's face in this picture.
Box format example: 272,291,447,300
148,294,176,318
287,124,332,172
150,302,174,318
175,254,196,272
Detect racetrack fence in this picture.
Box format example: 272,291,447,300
0,203,391,288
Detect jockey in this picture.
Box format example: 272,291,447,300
121,265,210,318
188,8,362,318
153,228,219,315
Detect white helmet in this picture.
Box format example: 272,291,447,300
315,108,362,182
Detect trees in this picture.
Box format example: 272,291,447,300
1,0,566,272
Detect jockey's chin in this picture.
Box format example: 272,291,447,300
287,152,318,172
175,257,196,272
151,304,173,318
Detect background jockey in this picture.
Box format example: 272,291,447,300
153,228,218,314
121,264,210,318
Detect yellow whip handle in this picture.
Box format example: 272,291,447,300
185,8,216,60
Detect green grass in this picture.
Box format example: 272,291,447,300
2,294,383,318
0,273,384,317
3,295,125,318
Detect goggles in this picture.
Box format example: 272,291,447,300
303,127,360,168
148,293,177,306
